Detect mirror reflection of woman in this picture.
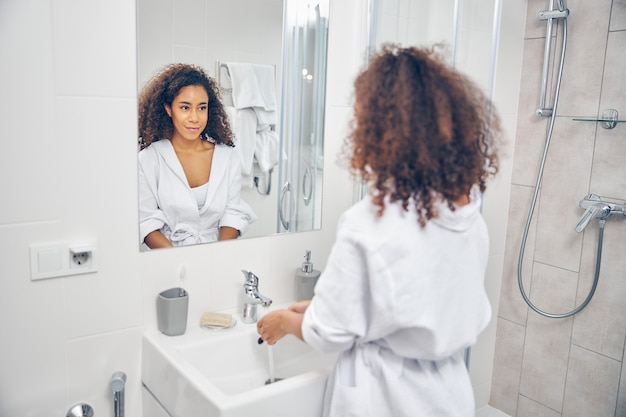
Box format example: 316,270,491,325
138,63,256,248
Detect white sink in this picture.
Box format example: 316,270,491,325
142,308,337,417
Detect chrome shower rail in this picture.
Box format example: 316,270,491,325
518,0,574,318
536,0,569,117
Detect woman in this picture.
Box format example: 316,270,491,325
138,63,256,248
257,45,502,416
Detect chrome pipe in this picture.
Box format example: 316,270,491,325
110,371,127,417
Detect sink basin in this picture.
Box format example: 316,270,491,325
142,308,337,417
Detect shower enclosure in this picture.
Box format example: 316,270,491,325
517,0,626,318
278,0,329,233
492,1,626,416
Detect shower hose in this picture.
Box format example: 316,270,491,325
517,12,603,319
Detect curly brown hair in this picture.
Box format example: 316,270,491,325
346,44,501,226
138,63,234,150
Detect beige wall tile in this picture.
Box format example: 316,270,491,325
617,333,626,417
591,30,626,198
500,185,536,325
525,0,553,40
572,219,626,360
591,127,626,199
517,395,561,417
511,39,552,188
519,263,576,411
598,30,626,112
562,345,621,417
490,318,526,416
609,0,626,31
533,118,596,271
556,0,612,117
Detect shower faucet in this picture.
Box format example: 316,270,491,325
575,193,626,232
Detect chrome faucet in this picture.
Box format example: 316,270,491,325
241,270,272,323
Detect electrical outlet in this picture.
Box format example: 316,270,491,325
71,251,91,267
70,245,96,269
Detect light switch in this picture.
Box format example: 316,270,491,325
37,248,63,273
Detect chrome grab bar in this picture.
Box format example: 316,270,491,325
302,167,313,206
279,181,292,231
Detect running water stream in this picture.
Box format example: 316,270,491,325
261,306,282,385
266,345,276,384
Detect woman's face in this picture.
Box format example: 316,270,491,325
164,85,209,143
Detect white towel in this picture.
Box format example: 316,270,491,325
225,106,257,177
255,108,277,126
254,128,280,174
224,63,279,181
252,64,277,111
225,62,276,110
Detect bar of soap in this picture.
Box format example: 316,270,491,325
200,312,233,328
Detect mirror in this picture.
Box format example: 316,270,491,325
136,0,329,249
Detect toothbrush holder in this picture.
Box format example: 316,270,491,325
156,287,189,336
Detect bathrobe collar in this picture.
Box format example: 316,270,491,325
431,185,482,232
151,139,230,211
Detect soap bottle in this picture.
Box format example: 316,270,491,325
296,250,321,300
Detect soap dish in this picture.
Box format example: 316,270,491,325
199,312,237,331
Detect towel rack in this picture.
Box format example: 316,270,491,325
215,60,278,95
215,60,233,94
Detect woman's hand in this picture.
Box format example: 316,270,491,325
257,307,306,345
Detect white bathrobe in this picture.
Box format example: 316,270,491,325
138,139,257,246
301,187,491,417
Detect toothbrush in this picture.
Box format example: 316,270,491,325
178,264,186,296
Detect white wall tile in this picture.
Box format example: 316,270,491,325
172,0,206,49
0,0,59,224
67,328,143,417
0,275,67,416
137,0,173,88
52,0,136,98
325,0,368,108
